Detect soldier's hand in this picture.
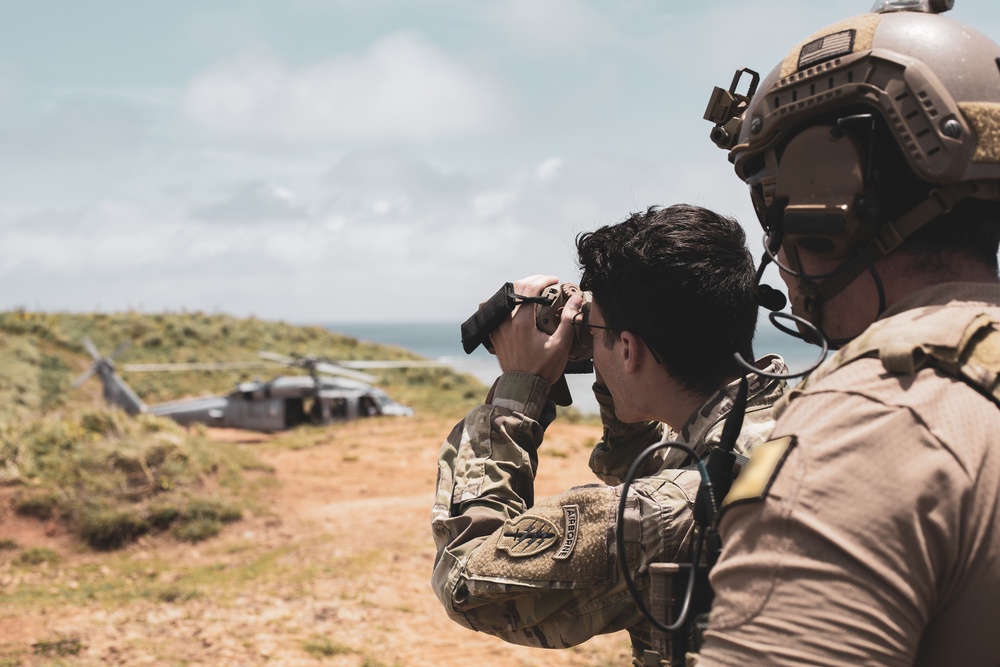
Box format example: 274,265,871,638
490,275,580,387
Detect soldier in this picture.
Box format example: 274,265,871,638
431,204,787,662
700,1,1000,665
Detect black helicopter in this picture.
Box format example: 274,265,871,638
73,339,440,431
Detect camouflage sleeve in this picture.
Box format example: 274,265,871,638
588,382,667,485
431,372,555,610
431,374,699,649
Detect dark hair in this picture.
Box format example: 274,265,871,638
576,204,757,394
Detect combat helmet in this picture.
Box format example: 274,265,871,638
705,0,1000,331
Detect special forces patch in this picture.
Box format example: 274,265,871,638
496,505,581,559
497,516,560,557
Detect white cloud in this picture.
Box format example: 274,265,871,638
0,136,760,322
182,31,502,142
194,181,312,223
535,157,563,182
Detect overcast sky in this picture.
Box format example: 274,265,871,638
3,0,999,324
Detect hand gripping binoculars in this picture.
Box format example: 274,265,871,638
459,283,597,412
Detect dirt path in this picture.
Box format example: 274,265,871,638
0,415,632,666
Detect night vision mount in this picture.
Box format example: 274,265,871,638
703,68,760,150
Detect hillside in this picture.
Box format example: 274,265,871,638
0,309,484,417
0,311,625,666
0,310,485,551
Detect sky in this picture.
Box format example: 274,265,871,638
2,0,999,324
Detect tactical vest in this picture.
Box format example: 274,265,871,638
777,300,1000,414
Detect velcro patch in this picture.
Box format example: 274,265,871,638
497,516,559,557
798,29,855,70
553,505,579,561
723,436,795,508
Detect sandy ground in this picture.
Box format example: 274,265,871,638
0,414,632,666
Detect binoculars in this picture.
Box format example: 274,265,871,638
461,282,596,365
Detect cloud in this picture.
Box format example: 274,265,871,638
182,31,502,143
194,181,313,223
0,121,756,321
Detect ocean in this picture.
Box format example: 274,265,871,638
325,321,824,415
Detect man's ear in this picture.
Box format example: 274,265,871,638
619,331,639,374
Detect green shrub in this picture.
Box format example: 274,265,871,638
78,507,150,550
147,504,182,529
80,410,122,436
174,517,222,543
13,490,59,519
15,547,60,566
185,498,242,524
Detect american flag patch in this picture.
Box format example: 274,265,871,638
798,29,856,70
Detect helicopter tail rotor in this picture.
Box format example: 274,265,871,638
74,338,147,414
71,366,97,388
82,336,102,362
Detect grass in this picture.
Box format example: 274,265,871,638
302,635,353,658
1,407,265,550
0,309,486,552
14,547,60,567
1,538,307,610
31,635,82,657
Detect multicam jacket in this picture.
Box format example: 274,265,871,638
430,356,787,655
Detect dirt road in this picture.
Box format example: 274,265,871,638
0,415,631,666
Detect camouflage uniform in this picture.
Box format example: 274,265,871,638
431,355,787,659
701,284,1000,666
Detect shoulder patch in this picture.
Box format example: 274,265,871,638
497,516,559,557
465,485,613,586
722,436,796,508
552,505,579,561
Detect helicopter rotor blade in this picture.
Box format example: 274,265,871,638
314,362,377,383
82,337,101,361
109,341,132,361
71,366,97,388
258,349,436,382
258,351,297,365
336,360,445,369
122,361,277,372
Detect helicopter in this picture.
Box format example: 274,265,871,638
73,338,441,431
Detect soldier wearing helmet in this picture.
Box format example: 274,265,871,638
699,1,1000,664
